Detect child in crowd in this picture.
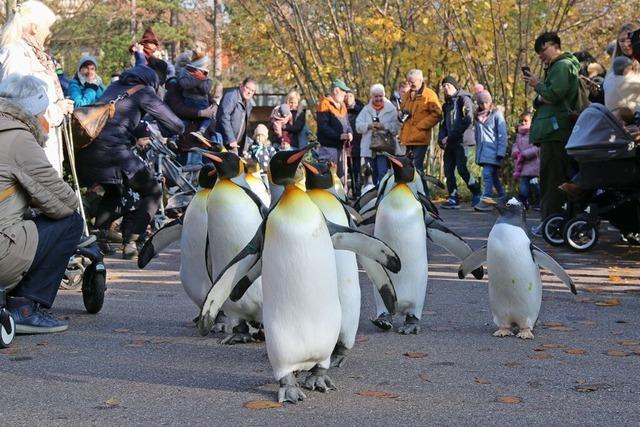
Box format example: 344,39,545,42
177,52,214,137
250,124,277,172
270,103,292,150
473,91,507,212
511,111,540,209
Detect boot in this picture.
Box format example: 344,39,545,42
122,233,140,260
95,229,116,256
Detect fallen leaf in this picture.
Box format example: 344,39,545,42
503,362,521,368
243,400,282,410
619,340,640,346
418,373,430,382
564,348,587,355
356,390,400,399
104,398,120,408
574,385,598,393
355,335,369,343
404,351,428,358
529,353,553,360
0,347,18,355
541,343,566,349
150,338,173,344
605,350,629,357
125,340,146,348
113,328,129,333
608,275,623,283
533,348,546,352
595,299,621,307
576,297,593,303
611,331,624,336
36,341,48,347
548,326,574,332
615,320,627,324
475,377,492,384
542,322,564,328
576,320,596,326
496,396,523,404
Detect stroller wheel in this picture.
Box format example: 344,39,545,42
61,256,85,290
542,214,568,246
564,218,599,252
1,308,15,348
82,262,106,314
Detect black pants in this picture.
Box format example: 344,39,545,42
443,144,479,198
11,212,83,308
539,141,577,220
94,168,162,240
349,155,361,196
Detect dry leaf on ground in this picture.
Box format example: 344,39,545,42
605,350,629,357
355,335,369,343
404,351,428,358
564,348,587,355
125,340,146,348
541,343,566,349
548,326,574,332
104,398,120,408
0,346,18,355
356,390,400,399
496,396,523,404
574,384,599,393
619,340,640,346
608,275,623,283
113,328,129,333
418,373,430,382
244,400,282,410
595,299,621,307
475,377,491,384
542,322,564,328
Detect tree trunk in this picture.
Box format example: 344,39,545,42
213,0,223,80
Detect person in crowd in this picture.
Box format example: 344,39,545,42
391,80,409,110
75,64,184,259
523,32,580,236
0,75,83,334
346,92,364,198
177,52,214,139
472,91,507,211
68,56,105,108
54,59,70,96
270,103,292,150
604,23,640,113
316,78,353,176
0,0,75,175
215,77,256,155
399,69,441,178
249,124,277,172
283,90,308,149
437,76,481,209
511,111,540,210
356,83,399,186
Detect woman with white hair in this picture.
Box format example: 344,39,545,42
0,74,82,334
0,0,75,175
355,83,400,185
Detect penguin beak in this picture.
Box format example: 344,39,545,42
202,152,223,163
302,161,320,175
287,144,315,165
381,152,403,168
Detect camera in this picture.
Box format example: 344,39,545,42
521,65,531,76
372,117,380,123
399,110,411,123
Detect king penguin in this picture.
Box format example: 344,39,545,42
196,145,401,403
458,197,576,339
368,153,483,334
243,158,271,207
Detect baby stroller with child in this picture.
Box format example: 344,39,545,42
541,103,640,251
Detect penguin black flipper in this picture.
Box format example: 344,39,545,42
353,185,377,211
458,245,488,279
229,258,262,302
419,171,445,189
357,254,397,314
326,220,401,273
138,217,183,268
424,214,484,280
530,244,577,294
343,204,364,226
236,182,269,219
416,191,440,219
359,207,377,224
198,224,265,336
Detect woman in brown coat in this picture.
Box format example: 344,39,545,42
0,75,82,334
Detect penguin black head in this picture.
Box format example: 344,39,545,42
493,196,527,228
302,160,333,190
269,144,315,186
203,151,245,179
382,153,414,183
198,164,218,189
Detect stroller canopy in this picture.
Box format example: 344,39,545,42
566,103,635,162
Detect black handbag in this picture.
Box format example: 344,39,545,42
370,129,395,154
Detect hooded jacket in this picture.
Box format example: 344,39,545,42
0,98,78,290
399,83,442,146
68,55,106,107
438,88,473,147
530,52,580,145
474,108,508,166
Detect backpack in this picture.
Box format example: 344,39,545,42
566,76,591,123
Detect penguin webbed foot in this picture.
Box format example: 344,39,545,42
370,313,393,331
221,321,255,345
471,266,484,280
398,314,420,335
302,367,336,392
211,310,229,334
278,373,306,404
330,343,349,368
516,328,534,340
493,327,514,337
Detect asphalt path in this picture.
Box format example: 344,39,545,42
1,207,639,426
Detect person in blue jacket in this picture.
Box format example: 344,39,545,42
473,90,507,212
68,56,106,107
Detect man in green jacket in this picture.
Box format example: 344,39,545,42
524,32,579,235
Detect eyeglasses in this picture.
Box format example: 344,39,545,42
536,44,553,55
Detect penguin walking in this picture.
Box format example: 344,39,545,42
197,145,400,404
368,153,483,334
458,197,576,339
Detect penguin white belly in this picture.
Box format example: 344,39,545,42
180,189,211,307
207,180,264,319
308,190,360,349
246,173,271,207
263,189,341,381
487,224,542,330
375,185,427,317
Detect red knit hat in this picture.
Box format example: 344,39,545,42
140,27,160,46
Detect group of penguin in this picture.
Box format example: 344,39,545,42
138,143,576,404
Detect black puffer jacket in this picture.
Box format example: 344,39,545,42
76,65,184,185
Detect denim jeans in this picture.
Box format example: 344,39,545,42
443,143,478,198
11,212,83,307
519,176,540,205
481,164,504,198
407,145,428,175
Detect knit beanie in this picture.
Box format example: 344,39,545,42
254,124,269,138
476,90,493,104
189,52,210,72
441,76,459,90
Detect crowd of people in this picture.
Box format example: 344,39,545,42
0,0,639,336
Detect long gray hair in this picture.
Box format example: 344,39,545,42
0,1,57,46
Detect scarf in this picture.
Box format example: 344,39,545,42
477,108,491,124
22,34,64,101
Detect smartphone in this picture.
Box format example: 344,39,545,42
372,117,380,123
521,65,531,76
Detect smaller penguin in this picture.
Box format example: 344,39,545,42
243,158,271,207
458,197,576,339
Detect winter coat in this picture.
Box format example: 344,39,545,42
603,63,640,112
347,100,364,157
177,68,212,102
511,126,539,177
474,108,508,166
0,98,78,291
438,89,474,147
215,87,253,152
316,96,352,149
68,56,106,107
399,83,442,146
283,108,307,149
76,65,184,185
530,52,580,145
355,99,400,158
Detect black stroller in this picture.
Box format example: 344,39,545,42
541,104,640,251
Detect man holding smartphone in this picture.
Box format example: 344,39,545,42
523,32,580,236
